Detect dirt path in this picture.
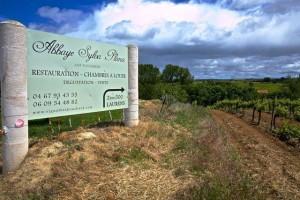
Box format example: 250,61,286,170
241,109,300,134
211,110,300,200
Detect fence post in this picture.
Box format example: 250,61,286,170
0,20,28,174
124,45,139,127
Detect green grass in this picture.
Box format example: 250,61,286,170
117,147,150,165
29,110,122,139
252,82,286,93
145,130,159,137
0,110,122,140
173,105,209,134
160,103,267,200
172,136,191,152
231,80,286,93
181,174,264,200
158,103,208,128
159,104,210,170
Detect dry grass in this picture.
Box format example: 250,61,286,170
0,101,193,200
0,100,268,200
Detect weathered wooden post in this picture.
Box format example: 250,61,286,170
124,45,139,127
0,20,28,174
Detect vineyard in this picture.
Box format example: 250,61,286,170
213,98,300,144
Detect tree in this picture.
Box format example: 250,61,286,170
156,83,189,103
287,78,300,99
139,64,160,84
138,64,161,100
263,77,271,82
161,64,193,84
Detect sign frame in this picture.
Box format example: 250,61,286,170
27,29,129,120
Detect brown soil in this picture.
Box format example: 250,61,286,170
211,110,300,199
241,109,300,131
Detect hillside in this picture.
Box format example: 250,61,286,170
1,100,300,199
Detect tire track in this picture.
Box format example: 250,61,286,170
211,110,300,200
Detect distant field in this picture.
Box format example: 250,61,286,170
252,82,286,93
195,79,287,94
228,80,286,93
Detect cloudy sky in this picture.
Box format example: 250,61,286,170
1,0,300,79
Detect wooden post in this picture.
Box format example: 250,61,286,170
68,117,72,128
124,45,139,127
108,110,112,121
0,20,28,174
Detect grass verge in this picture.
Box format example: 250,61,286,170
29,110,122,139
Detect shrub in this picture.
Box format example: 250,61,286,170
275,123,300,141
295,108,300,122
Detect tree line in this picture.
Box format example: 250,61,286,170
139,64,300,106
139,64,256,105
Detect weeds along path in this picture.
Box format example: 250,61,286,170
211,110,300,199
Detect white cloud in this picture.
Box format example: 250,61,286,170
33,0,300,78
29,6,88,34
58,0,300,50
37,6,84,23
66,0,244,46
